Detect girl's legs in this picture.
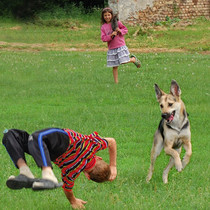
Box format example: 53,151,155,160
112,58,136,83
129,57,136,63
121,55,141,68
113,66,118,83
129,55,141,68
122,56,136,64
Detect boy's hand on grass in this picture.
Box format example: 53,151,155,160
71,198,87,209
109,165,117,181
64,190,87,209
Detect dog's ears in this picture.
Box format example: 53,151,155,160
170,80,181,97
154,84,164,100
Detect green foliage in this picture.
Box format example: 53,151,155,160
0,0,105,19
37,3,84,20
155,16,181,27
33,18,81,29
35,5,101,23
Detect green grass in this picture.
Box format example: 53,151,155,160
0,49,209,209
0,10,209,209
0,15,209,51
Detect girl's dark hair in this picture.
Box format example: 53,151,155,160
101,7,114,24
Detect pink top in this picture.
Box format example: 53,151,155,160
101,21,128,50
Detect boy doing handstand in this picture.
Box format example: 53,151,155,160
2,128,117,209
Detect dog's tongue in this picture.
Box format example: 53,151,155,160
168,114,174,122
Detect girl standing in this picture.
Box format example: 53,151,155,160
101,7,141,83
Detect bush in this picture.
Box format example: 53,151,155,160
155,16,181,27
0,0,106,19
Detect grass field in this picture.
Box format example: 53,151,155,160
0,12,209,210
0,15,209,52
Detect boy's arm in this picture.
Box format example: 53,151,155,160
63,189,87,209
104,137,117,181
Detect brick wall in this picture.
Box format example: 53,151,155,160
109,0,210,25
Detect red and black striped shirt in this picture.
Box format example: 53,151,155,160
53,129,108,191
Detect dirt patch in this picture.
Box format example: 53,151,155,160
10,26,22,30
0,41,209,54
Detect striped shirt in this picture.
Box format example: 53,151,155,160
53,129,108,191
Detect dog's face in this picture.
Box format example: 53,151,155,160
155,80,182,124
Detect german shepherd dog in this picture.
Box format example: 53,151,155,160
146,80,192,183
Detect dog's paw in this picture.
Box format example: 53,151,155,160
182,162,186,169
146,177,150,183
175,159,183,172
146,174,152,183
182,159,189,169
162,173,168,184
175,164,183,172
163,177,168,184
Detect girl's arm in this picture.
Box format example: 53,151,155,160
117,21,128,36
101,26,113,42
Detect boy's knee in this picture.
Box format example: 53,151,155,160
31,132,40,142
2,129,14,145
2,129,29,146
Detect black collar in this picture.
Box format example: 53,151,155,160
166,120,189,133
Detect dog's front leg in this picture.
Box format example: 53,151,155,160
182,140,192,168
163,147,181,183
162,157,174,183
164,143,182,172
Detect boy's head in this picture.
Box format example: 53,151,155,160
84,157,111,183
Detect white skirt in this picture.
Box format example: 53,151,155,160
107,46,130,67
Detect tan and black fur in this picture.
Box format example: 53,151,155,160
146,80,192,183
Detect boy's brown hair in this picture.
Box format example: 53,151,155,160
101,7,114,25
89,159,111,182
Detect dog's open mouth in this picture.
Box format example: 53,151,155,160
162,111,175,123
